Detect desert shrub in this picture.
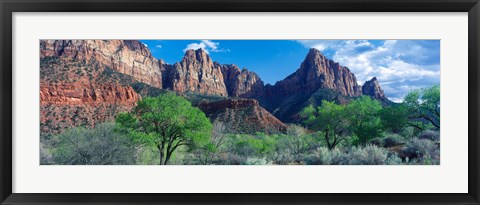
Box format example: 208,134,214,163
418,130,440,141
271,149,295,165
192,121,228,165
220,153,247,165
347,145,389,165
50,123,136,165
40,142,53,165
228,134,277,160
384,153,403,165
276,125,316,162
329,149,349,165
303,147,347,165
419,152,440,165
135,146,160,165
304,147,332,165
400,138,440,164
244,157,273,165
382,133,405,147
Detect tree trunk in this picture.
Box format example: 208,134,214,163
158,144,165,165
324,130,333,150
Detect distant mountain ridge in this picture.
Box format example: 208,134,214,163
39,40,390,134
41,40,388,100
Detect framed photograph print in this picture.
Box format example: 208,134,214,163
1,0,479,204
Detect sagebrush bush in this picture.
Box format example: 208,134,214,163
272,150,295,165
418,130,440,141
384,153,403,165
400,138,440,164
217,152,247,165
303,147,347,165
347,145,389,165
303,147,332,165
40,142,53,165
244,157,272,165
50,123,136,165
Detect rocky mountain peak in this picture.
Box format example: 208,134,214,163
306,48,325,58
182,49,213,68
362,77,390,103
170,49,227,96
266,48,362,98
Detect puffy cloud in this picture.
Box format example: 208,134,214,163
155,44,162,48
183,40,228,54
297,40,440,102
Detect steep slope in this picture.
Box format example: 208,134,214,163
167,49,228,96
197,99,287,134
40,40,164,88
220,64,265,98
166,49,266,98
261,48,363,122
39,41,164,135
362,77,392,104
265,48,362,98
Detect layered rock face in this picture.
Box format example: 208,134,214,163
362,77,390,104
266,48,362,97
40,40,163,88
220,64,265,98
198,99,287,134
39,40,155,135
168,49,228,96
40,84,140,105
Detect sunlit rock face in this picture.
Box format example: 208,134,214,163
168,49,228,96
265,48,362,97
40,40,164,88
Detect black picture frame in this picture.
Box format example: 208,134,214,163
1,0,479,204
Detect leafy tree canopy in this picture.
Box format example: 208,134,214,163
116,93,212,165
345,96,383,145
403,85,440,129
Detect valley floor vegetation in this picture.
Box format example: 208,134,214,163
40,85,440,165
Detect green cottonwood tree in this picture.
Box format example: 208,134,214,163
116,93,212,165
301,101,349,150
403,85,440,129
345,96,383,145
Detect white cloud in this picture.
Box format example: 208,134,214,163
297,40,440,101
155,44,162,48
183,40,228,54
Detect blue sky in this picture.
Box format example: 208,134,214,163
140,40,440,102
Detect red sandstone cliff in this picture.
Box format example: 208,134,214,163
40,40,164,88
